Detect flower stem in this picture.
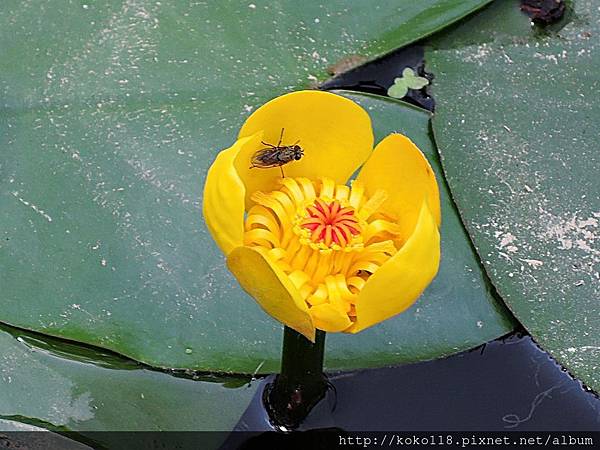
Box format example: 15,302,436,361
264,326,328,429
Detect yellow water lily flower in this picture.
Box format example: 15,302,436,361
203,90,441,342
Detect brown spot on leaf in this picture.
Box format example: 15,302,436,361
520,0,565,24
326,55,368,76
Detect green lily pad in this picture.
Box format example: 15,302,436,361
0,324,256,448
427,0,600,390
0,0,502,372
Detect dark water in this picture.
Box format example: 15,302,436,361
227,333,600,445
4,332,596,449
320,45,434,112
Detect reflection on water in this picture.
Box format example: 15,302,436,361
229,333,600,445
0,323,258,449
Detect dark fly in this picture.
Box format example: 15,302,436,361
250,128,303,177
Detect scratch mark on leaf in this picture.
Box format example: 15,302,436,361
11,191,53,223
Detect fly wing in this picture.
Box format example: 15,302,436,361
251,148,281,167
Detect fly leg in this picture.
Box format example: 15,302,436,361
277,128,284,147
280,166,285,178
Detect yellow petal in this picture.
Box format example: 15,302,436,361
356,133,441,240
309,302,353,333
203,134,262,255
236,90,374,208
349,202,440,333
227,246,316,341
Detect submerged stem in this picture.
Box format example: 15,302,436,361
264,326,328,429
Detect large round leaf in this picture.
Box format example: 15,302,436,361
428,0,600,390
0,0,506,372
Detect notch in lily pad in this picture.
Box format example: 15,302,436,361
387,67,429,100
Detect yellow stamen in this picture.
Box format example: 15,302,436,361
244,177,402,328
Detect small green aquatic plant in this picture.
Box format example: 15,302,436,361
387,67,429,99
